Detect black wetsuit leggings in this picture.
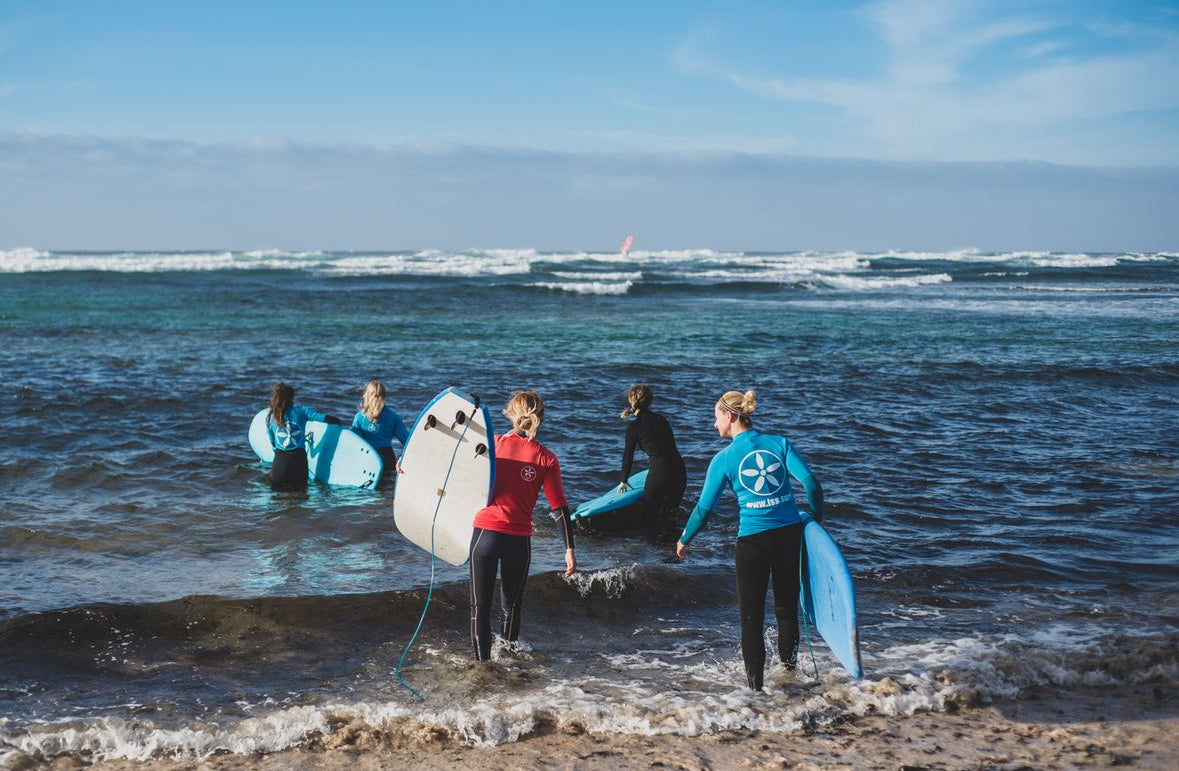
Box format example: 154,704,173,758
735,523,804,690
376,447,397,487
641,456,687,525
469,528,532,661
269,448,308,489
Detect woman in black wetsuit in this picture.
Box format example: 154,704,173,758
618,384,687,532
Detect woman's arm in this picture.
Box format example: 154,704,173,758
786,444,824,522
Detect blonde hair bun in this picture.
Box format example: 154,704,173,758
718,389,757,425
504,390,545,440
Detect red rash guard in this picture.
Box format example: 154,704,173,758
472,432,567,537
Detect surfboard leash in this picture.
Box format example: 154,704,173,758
395,403,477,701
798,534,821,681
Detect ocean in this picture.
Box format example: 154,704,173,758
1,246,1177,765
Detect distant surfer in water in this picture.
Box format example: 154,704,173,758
675,390,825,691
469,391,577,661
349,379,408,487
264,381,345,489
618,384,687,534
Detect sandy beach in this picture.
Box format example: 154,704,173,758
6,682,1153,771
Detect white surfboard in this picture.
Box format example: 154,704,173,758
247,408,383,488
393,388,495,566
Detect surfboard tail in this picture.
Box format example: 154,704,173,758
800,517,863,678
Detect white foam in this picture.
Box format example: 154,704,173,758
2,248,1170,277
1024,253,1119,268
550,271,642,281
241,249,324,259
819,273,952,290
4,624,1174,763
528,281,632,296
0,250,238,273
565,564,639,597
325,252,534,277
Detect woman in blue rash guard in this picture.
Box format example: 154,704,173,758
265,381,345,490
675,389,825,691
350,379,409,486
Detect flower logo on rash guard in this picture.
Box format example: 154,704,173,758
520,465,538,482
738,450,786,496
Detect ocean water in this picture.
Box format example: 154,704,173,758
1,247,1177,764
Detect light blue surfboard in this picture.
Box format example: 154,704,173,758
799,515,863,678
570,470,649,521
247,408,383,488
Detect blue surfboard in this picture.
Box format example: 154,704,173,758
570,470,649,521
799,515,863,678
247,408,383,488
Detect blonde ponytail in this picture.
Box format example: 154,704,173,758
361,380,387,423
717,389,757,427
504,390,545,440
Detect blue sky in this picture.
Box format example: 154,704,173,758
2,0,1177,250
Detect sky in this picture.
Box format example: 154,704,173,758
1,0,1177,251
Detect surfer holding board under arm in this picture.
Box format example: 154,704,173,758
262,381,347,489
350,379,409,487
676,389,825,691
469,391,577,661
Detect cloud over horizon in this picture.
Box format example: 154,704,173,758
2,132,1175,252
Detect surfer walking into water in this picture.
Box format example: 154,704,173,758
350,379,409,487
618,384,687,534
675,390,825,691
469,391,577,661
263,381,346,490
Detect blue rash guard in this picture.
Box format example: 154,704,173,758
681,429,823,544
350,406,409,450
267,404,327,451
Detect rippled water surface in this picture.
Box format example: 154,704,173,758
1,247,1177,763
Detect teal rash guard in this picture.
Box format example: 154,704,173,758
267,404,327,451
350,406,409,450
681,429,824,544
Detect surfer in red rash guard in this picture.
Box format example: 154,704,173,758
469,391,576,661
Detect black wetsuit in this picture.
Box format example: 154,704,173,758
735,523,804,690
269,448,309,489
469,528,531,660
620,409,687,528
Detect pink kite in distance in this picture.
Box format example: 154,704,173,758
620,234,634,257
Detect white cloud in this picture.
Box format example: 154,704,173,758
0,132,1175,252
673,0,1179,163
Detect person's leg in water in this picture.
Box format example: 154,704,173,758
269,448,309,490
655,458,687,539
469,528,501,661
768,523,804,670
641,458,685,536
734,532,773,690
498,534,532,643
376,447,397,488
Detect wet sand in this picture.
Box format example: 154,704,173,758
19,682,1175,771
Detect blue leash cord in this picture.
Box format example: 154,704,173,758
395,412,474,701
798,533,821,681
